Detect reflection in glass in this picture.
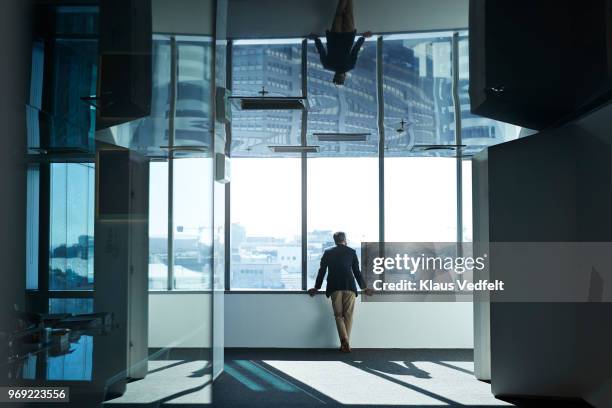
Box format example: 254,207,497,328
307,40,378,157
46,335,93,381
111,35,171,154
48,298,94,314
230,158,301,289
176,37,213,148
307,158,378,288
231,41,303,156
49,163,95,290
49,38,98,150
173,158,214,290
457,33,521,155
383,34,454,156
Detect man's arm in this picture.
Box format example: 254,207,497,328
347,36,366,70
308,251,328,296
351,251,366,289
352,251,373,295
315,251,328,289
314,37,330,68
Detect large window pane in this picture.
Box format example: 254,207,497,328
307,158,378,288
149,161,168,289
230,158,301,289
306,39,378,156
176,36,213,147
385,157,457,242
49,7,98,151
49,163,95,290
383,33,455,156
173,157,214,290
231,41,302,156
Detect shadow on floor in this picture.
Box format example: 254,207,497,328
213,349,593,408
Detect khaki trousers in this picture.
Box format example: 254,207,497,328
330,290,356,343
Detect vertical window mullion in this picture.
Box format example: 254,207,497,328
452,32,464,248
300,39,308,291
225,40,233,291
377,36,385,248
167,36,178,291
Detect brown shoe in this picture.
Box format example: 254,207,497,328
341,341,351,353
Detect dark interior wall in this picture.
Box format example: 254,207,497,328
0,0,31,348
474,106,612,403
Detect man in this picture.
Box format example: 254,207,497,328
309,0,373,85
308,232,373,352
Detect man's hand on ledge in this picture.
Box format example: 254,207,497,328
362,31,373,38
364,288,374,296
307,288,319,297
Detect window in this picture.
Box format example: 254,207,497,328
149,161,168,289
307,158,378,288
231,40,303,157
230,158,301,290
307,39,378,156
384,157,457,242
144,35,214,291
462,160,473,243
173,157,214,290
176,37,213,147
383,34,454,156
226,32,523,291
49,163,95,291
49,298,93,314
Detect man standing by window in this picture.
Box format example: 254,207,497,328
308,0,373,85
308,232,373,352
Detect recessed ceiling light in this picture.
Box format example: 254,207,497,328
314,133,369,142
269,145,320,153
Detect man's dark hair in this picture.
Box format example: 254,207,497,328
333,72,346,85
333,231,347,244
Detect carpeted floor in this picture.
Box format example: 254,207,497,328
101,349,591,408
215,348,507,408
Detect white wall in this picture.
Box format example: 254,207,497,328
152,0,215,35
225,294,473,348
149,293,473,349
149,293,212,348
228,0,469,39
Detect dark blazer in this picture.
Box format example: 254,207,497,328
315,244,366,297
315,32,366,74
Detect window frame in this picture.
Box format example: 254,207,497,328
223,31,479,293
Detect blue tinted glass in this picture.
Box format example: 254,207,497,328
49,163,95,290
176,37,214,148
46,335,93,381
383,34,455,157
50,39,98,150
231,41,302,156
48,298,94,314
